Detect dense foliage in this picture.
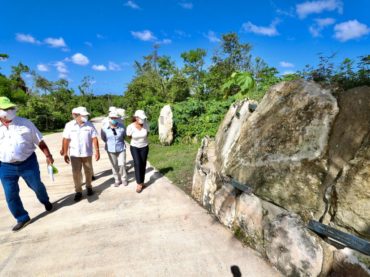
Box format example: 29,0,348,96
1,33,369,143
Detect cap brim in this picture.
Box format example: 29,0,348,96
80,112,90,116
0,103,16,110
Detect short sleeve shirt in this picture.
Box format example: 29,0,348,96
63,120,98,157
0,117,43,163
127,123,149,148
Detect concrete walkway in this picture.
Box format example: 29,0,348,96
0,118,280,277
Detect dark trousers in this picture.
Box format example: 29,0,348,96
130,145,149,184
0,153,50,223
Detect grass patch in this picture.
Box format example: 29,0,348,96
148,137,199,194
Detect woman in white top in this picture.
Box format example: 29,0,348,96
126,110,149,193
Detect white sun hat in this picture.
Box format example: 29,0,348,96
75,106,90,116
109,106,117,112
108,110,120,118
134,110,147,120
71,107,79,114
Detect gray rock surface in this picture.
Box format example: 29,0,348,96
265,214,323,277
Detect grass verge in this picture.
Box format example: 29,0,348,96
148,137,199,194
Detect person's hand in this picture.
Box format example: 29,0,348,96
64,155,70,164
46,155,54,165
95,151,100,161
59,149,64,156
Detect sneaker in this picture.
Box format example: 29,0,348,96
12,219,31,232
114,181,121,187
87,188,94,196
74,192,82,202
44,202,53,212
122,180,128,186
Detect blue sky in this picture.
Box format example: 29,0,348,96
0,0,369,95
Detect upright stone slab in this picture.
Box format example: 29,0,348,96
158,105,174,145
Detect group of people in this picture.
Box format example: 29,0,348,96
0,96,150,232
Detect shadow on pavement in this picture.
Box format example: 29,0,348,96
231,265,242,277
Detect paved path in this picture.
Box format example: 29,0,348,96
0,118,280,277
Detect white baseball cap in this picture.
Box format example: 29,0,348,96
134,110,147,120
75,106,90,116
108,110,120,118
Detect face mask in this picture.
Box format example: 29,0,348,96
110,119,118,126
0,109,16,121
81,116,88,123
137,118,144,124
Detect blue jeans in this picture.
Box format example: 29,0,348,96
0,152,50,223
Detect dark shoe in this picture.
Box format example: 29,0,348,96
92,175,96,181
44,202,53,212
74,192,82,202
12,219,31,232
87,188,94,196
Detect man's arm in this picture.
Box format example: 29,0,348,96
38,140,54,165
63,138,71,164
92,137,100,161
60,138,66,156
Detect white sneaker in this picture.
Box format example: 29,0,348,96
114,180,122,187
122,180,128,186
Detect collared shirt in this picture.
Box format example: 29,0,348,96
127,122,149,148
101,123,126,153
63,120,98,157
0,117,43,163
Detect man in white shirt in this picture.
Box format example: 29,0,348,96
0,97,54,232
62,107,100,201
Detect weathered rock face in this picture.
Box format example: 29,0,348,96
265,214,324,277
222,80,339,219
215,99,257,170
191,81,370,276
158,105,174,145
334,134,370,239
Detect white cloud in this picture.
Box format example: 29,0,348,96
44,37,67,48
92,64,107,71
159,38,172,45
15,33,40,44
179,2,193,9
204,31,220,43
85,41,93,47
131,30,157,41
309,17,336,37
54,61,68,78
280,61,295,68
175,30,191,38
37,64,49,72
242,20,279,36
124,0,140,9
97,34,106,39
334,20,370,42
108,61,122,71
283,70,295,75
296,0,343,19
71,53,90,66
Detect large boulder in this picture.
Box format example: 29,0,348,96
158,105,174,145
265,214,324,277
222,80,339,219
